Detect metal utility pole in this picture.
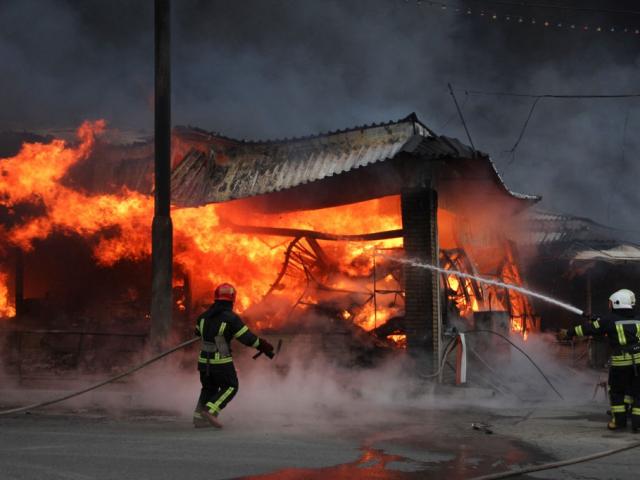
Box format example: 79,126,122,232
150,0,173,347
14,248,24,317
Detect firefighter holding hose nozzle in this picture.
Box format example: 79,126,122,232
193,283,274,429
558,289,640,432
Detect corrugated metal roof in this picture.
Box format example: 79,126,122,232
170,113,538,207
528,210,615,244
518,209,634,251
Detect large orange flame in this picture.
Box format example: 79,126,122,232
0,121,403,325
0,121,536,340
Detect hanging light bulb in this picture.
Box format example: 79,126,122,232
405,0,638,40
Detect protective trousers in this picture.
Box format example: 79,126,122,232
196,363,239,417
608,365,640,429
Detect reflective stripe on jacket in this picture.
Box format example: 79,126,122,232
194,301,260,367
569,310,640,366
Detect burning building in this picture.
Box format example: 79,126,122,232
0,113,541,374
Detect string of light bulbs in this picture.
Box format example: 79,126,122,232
466,0,640,16
408,0,640,36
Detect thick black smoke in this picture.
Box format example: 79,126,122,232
1,0,639,236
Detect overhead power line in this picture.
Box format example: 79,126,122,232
504,96,539,161
463,90,640,99
450,87,640,162
448,83,476,150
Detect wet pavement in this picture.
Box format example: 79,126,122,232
2,373,640,479
0,405,556,480
237,435,545,480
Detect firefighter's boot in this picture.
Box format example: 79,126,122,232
607,419,626,431
193,410,212,429
610,405,628,430
202,409,223,429
632,406,640,433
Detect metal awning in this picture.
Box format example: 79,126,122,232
573,244,640,264
170,113,539,211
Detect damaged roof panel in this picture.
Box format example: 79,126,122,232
170,113,539,207
172,119,416,206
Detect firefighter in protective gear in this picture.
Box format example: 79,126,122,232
193,283,274,428
563,289,640,432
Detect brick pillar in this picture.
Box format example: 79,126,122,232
401,188,441,369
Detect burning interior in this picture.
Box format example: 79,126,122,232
0,114,542,374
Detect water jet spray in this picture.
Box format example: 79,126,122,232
392,257,584,315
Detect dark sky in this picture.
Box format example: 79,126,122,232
1,0,639,236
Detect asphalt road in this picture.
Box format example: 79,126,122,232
2,349,640,480
0,408,531,480
3,400,639,480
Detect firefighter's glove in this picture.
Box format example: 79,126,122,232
556,329,569,342
257,338,275,359
581,312,598,321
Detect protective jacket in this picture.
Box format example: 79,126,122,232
194,301,260,369
568,309,640,367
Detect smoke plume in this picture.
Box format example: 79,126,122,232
1,0,638,234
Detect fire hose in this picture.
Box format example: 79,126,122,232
2,338,630,480
438,331,640,479
470,441,640,480
467,329,564,400
422,329,564,400
417,330,640,478
2,335,637,478
0,246,630,476
0,335,282,417
0,337,200,416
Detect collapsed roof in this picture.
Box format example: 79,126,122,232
169,113,539,213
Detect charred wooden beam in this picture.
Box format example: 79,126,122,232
264,237,301,297
303,237,333,271
224,222,403,242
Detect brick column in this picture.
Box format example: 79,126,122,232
401,188,441,369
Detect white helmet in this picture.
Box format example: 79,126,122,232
609,289,636,310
